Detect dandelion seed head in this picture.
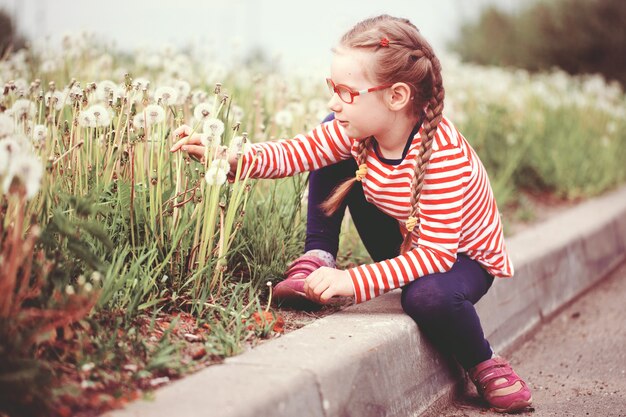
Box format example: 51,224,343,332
132,113,146,130
204,166,227,186
173,79,191,105
274,110,293,128
0,113,14,138
154,86,178,106
84,283,93,293
210,158,230,172
143,104,165,125
78,109,96,128
193,103,212,122
45,90,65,111
77,274,86,286
95,80,119,102
32,124,47,143
191,89,209,105
203,118,224,137
11,99,36,120
91,271,102,283
65,285,75,295
2,151,44,199
88,104,112,127
231,105,244,122
132,77,150,90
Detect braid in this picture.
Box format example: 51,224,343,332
320,137,371,216
400,54,445,254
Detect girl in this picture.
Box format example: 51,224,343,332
171,14,532,413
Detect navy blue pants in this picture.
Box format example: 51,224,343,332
305,118,494,369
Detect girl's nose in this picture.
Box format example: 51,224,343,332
328,93,342,113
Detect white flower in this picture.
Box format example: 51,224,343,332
143,104,165,125
89,104,111,127
2,152,44,199
90,271,102,283
173,79,191,105
199,133,221,148
286,101,305,116
193,103,212,122
191,89,209,105
95,80,119,102
11,99,36,120
65,285,75,295
154,86,178,106
231,105,244,122
32,124,47,143
45,91,65,111
205,165,227,186
274,110,293,128
203,118,224,137
0,113,14,138
78,109,96,128
132,113,146,130
132,77,150,90
228,135,251,158
210,158,230,172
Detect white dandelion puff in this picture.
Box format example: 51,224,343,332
11,99,36,120
199,133,221,148
231,105,244,122
32,124,48,143
193,103,212,122
274,110,293,128
154,86,178,106
45,91,65,111
0,138,22,176
210,158,230,172
95,80,119,102
132,77,150,90
0,113,14,138
78,109,96,128
2,152,44,199
89,104,112,127
205,166,228,186
228,135,251,159
132,113,146,130
173,79,191,105
65,285,75,295
191,89,209,105
143,104,166,125
203,118,225,137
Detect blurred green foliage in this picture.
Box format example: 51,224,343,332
451,0,626,87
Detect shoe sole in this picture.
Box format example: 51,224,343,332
492,396,533,413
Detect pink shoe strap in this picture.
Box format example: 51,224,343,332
284,255,330,280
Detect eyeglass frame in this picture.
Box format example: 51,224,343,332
326,78,393,104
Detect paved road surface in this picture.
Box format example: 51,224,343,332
426,260,626,417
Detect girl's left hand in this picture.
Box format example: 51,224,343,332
303,267,354,304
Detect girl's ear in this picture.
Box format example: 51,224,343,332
386,82,413,112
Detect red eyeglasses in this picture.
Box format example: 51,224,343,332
326,78,393,104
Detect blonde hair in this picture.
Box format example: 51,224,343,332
320,15,445,255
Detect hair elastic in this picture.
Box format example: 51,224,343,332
355,164,368,181
379,37,390,47
405,216,418,232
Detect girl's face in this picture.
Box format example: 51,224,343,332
327,48,392,140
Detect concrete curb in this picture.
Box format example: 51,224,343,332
106,185,626,417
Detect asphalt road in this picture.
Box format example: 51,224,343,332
427,260,626,417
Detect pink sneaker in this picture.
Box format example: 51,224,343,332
469,357,533,413
273,254,331,309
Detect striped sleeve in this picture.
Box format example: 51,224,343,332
347,145,472,303
239,120,353,179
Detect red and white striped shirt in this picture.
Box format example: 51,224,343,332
240,117,514,303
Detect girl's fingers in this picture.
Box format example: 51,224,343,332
170,134,203,152
173,124,192,138
182,144,206,161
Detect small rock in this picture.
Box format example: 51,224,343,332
123,364,139,372
184,333,202,342
149,376,170,387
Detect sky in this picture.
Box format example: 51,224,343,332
1,0,525,70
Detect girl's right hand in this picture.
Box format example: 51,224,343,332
170,125,206,162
